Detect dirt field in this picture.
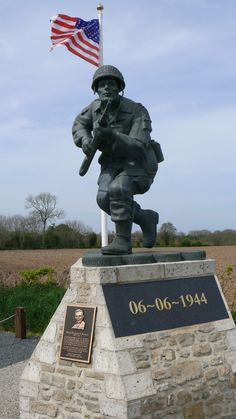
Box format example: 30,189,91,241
0,246,236,307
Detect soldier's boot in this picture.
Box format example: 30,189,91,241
133,204,159,248
101,221,132,255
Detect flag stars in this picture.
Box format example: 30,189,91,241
75,18,99,43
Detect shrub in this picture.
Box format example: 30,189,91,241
19,266,56,285
0,282,66,334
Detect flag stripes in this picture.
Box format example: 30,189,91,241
50,14,99,66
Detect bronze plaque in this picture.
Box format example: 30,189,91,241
60,304,97,363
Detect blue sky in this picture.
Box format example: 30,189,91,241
0,0,235,233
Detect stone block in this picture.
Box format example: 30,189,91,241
117,263,165,283
93,349,119,374
123,371,155,401
67,379,76,390
76,283,96,303
100,399,127,418
193,343,212,357
21,361,41,383
53,389,72,402
93,284,108,305
19,396,30,412
214,318,235,332
31,401,58,417
42,322,57,343
198,323,215,333
56,367,76,376
227,329,236,350
152,367,171,381
105,375,126,399
160,348,176,361
42,364,56,372
176,389,192,406
219,364,231,377
204,368,219,380
114,334,143,351
177,332,195,347
127,400,141,418
51,375,66,388
116,351,137,375
164,261,206,279
205,402,222,417
20,413,33,419
84,400,100,413
95,327,116,350
70,261,86,283
59,287,78,304
85,266,117,284
141,395,167,415
34,341,57,364
84,380,103,393
19,380,39,398
229,372,236,388
155,381,171,392
41,372,52,385
183,401,204,418
208,331,225,342
203,259,216,275
94,304,111,328
84,370,105,380
171,361,202,385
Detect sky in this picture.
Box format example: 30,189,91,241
0,0,236,234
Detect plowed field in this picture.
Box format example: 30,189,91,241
0,246,236,308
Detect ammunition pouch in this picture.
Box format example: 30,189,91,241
151,140,164,163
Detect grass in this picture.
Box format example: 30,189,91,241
0,277,66,335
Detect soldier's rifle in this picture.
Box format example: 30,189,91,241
79,100,111,176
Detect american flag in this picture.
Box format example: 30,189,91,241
50,14,100,67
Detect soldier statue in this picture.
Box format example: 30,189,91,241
72,65,163,255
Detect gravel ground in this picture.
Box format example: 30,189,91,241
0,332,39,419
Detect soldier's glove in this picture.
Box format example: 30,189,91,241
94,126,114,142
82,137,93,156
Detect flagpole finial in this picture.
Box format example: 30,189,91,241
97,4,104,11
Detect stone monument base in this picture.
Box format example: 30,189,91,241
20,258,236,419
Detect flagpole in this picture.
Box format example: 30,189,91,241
97,4,103,66
97,4,108,247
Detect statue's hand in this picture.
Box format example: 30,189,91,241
94,126,113,142
82,138,93,156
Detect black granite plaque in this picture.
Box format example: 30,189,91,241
102,275,229,337
60,304,97,363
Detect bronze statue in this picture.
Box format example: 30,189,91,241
72,65,163,255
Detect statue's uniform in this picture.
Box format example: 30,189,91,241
72,96,158,223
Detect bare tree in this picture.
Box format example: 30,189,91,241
158,222,177,246
25,193,65,246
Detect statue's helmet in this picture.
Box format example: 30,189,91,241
92,65,125,92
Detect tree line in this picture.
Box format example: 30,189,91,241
0,193,98,250
0,214,99,249
0,193,236,250
152,222,236,247
1,217,236,250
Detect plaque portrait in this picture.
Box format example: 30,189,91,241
60,304,97,363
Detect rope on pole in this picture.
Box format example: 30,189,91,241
0,313,16,324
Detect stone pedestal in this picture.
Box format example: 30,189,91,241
20,258,236,419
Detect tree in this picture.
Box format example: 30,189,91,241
25,193,65,247
158,222,177,246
